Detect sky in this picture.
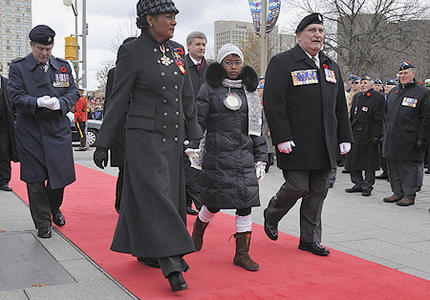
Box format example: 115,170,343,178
32,0,301,90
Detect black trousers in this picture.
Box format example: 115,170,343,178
76,120,86,148
387,159,421,200
350,170,375,191
27,181,64,229
265,169,330,244
0,128,11,186
115,167,124,213
157,255,189,278
184,155,202,210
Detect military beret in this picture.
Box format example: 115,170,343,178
295,13,324,33
425,79,430,87
399,61,415,71
29,25,55,45
137,0,179,17
361,74,372,81
385,79,397,86
374,78,382,84
349,74,360,81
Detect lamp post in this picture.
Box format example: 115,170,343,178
260,0,268,77
63,0,87,90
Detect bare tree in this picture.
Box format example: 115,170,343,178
94,64,113,98
287,0,430,79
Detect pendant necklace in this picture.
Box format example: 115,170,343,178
159,44,174,66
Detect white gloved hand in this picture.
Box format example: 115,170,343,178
339,142,351,155
45,97,60,110
277,140,295,154
185,148,201,170
36,95,50,107
255,161,267,180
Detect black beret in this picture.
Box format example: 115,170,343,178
29,25,55,45
399,60,415,71
295,13,323,33
361,74,372,81
374,78,382,84
386,79,397,85
137,0,179,17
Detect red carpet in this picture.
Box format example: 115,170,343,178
10,163,430,299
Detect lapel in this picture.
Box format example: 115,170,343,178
291,45,318,69
24,54,51,87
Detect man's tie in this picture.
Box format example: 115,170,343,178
197,61,204,75
311,56,318,68
39,63,47,72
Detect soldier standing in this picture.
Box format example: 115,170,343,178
8,25,79,238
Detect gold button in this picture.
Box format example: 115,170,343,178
162,86,166,91
161,72,166,77
163,112,168,117
175,124,179,129
174,137,179,142
162,138,166,142
175,111,179,116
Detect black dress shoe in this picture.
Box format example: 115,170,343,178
341,169,350,173
52,210,66,227
361,190,371,196
263,209,278,241
298,242,330,256
167,272,188,292
186,205,199,215
345,186,362,193
375,172,388,179
329,182,334,188
38,226,52,238
137,257,160,268
0,184,13,191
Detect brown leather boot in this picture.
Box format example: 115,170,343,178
396,197,415,206
191,217,209,251
233,232,259,271
383,194,403,203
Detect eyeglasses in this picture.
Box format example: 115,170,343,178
304,28,325,34
351,82,360,85
223,60,243,66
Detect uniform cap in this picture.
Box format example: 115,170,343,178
360,74,372,81
349,74,360,81
425,79,430,87
216,43,244,64
385,79,397,86
295,13,324,33
137,0,179,17
374,78,382,84
399,61,415,71
29,25,55,45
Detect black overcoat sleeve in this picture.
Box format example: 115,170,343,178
103,67,115,116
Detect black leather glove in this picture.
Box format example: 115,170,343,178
93,147,108,169
372,137,380,145
416,139,426,150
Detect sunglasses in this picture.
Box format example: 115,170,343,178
351,82,360,84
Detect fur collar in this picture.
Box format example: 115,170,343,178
205,63,258,92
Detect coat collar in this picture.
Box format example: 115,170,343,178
23,53,60,71
139,30,172,47
291,44,331,68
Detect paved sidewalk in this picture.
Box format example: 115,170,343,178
0,148,429,299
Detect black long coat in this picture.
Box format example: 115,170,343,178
382,81,429,161
263,45,353,170
0,76,18,162
346,89,385,171
96,31,202,258
196,64,267,209
8,54,78,189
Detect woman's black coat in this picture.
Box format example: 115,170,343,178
196,63,267,210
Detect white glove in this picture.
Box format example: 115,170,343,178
45,97,60,110
36,95,50,107
255,161,267,180
185,148,201,170
277,140,295,154
339,142,351,155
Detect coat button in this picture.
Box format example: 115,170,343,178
175,124,179,129
166,48,170,52
162,99,168,103
162,125,168,129
174,137,179,142
174,85,179,89
153,48,157,52
175,111,179,116
174,71,178,75
163,112,168,117
162,137,167,142
161,72,166,77
175,98,179,102
162,86,166,91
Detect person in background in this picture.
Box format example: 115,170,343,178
8,25,79,238
183,30,208,215
345,75,385,196
0,64,18,192
190,43,267,272
383,61,429,207
73,88,89,151
373,78,384,93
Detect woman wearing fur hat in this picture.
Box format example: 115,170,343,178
190,43,267,271
93,0,202,292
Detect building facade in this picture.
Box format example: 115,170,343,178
0,0,32,77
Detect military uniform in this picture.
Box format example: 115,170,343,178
346,88,385,193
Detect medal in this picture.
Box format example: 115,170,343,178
172,48,187,74
159,44,173,66
223,92,242,111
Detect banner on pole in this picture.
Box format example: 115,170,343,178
248,0,282,35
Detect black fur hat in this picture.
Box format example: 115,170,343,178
206,63,258,92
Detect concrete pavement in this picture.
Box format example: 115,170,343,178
0,147,429,299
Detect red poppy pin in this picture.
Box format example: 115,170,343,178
60,67,67,73
395,90,399,94
366,92,371,97
322,64,328,69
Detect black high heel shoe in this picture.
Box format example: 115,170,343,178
167,272,188,292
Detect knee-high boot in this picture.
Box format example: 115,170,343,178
233,231,259,271
191,217,209,251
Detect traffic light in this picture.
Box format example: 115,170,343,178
65,36,78,61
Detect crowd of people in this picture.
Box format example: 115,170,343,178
1,0,429,294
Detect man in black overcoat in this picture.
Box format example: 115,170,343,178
183,31,208,215
345,75,385,196
8,25,79,238
382,61,429,207
103,37,135,213
263,13,353,256
0,69,19,192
